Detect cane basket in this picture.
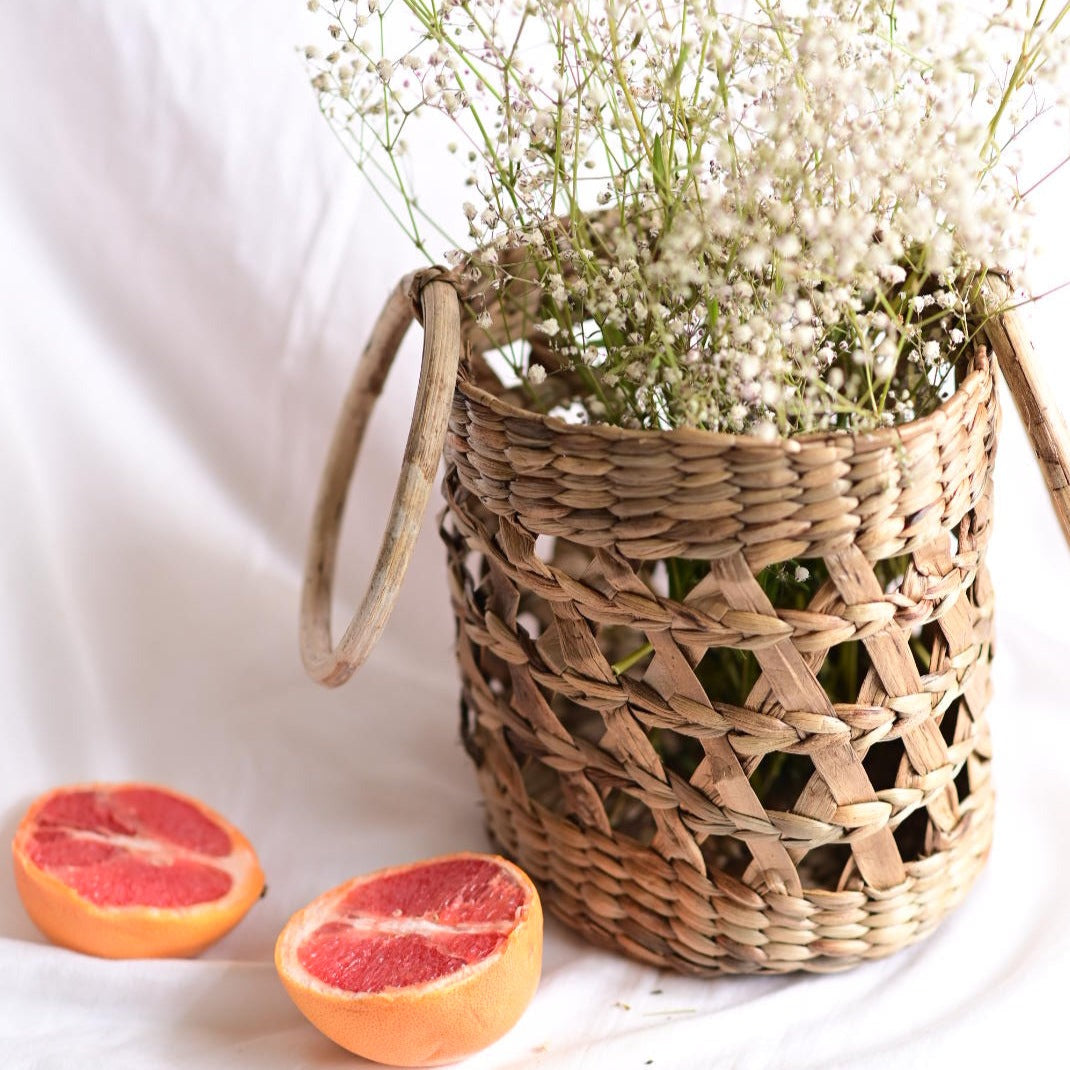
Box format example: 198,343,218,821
300,267,1070,975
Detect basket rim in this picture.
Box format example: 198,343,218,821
455,344,994,455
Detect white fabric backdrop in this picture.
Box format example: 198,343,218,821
2,4,1070,1067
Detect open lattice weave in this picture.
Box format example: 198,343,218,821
439,315,998,973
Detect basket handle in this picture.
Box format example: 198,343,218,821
984,279,1070,549
300,269,462,687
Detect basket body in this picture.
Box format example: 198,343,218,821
440,350,998,975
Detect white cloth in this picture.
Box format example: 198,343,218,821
2,4,1070,1067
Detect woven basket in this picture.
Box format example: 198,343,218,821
301,267,1070,975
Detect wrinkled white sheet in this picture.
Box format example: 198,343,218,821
2,4,1070,1067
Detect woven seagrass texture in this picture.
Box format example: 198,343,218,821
439,322,999,974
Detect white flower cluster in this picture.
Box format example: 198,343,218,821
308,0,1069,433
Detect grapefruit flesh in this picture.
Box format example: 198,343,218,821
276,853,542,1067
12,782,264,958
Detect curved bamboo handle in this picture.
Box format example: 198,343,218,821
300,271,462,687
983,278,1070,550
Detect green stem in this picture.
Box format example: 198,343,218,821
612,642,654,676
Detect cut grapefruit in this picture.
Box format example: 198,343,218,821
12,782,265,959
275,852,542,1067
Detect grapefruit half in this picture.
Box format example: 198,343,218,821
275,852,543,1067
12,781,265,958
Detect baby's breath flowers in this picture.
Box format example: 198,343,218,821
307,0,1069,434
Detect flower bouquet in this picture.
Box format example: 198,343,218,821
300,0,1070,973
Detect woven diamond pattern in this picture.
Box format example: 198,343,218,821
440,340,998,974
